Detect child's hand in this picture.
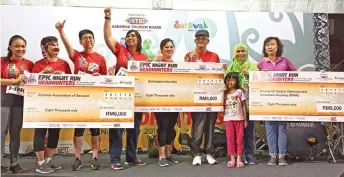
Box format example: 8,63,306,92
244,120,248,128
222,86,227,92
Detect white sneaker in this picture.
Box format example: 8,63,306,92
206,154,217,165
192,156,202,166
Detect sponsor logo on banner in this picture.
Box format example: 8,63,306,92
173,20,209,31
334,76,344,80
320,72,328,78
49,124,60,128
129,62,139,72
316,72,332,81
112,13,161,32
75,124,87,127
62,123,73,127
289,122,315,128
26,74,37,84
199,65,206,70
57,147,70,154
104,78,113,82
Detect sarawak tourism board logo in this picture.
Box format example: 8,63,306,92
173,20,209,31
112,13,161,31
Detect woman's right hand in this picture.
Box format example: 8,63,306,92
104,7,112,17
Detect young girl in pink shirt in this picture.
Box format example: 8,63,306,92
223,72,248,168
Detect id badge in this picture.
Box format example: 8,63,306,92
116,67,128,76
6,85,24,96
78,71,89,75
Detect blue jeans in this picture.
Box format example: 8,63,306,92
108,112,142,163
265,121,287,156
243,119,254,160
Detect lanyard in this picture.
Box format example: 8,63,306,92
8,58,24,79
125,50,134,61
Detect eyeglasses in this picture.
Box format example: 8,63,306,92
82,36,94,40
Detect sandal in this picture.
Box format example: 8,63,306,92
226,161,235,168
236,161,244,168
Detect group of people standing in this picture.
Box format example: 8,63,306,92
0,7,296,174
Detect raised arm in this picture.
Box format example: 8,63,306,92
55,20,75,59
104,7,117,54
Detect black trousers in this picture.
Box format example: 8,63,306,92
33,128,61,152
109,112,142,163
190,112,217,156
154,112,178,146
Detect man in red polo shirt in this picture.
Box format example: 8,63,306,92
185,30,219,166
55,20,107,171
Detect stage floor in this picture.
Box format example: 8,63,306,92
2,153,344,177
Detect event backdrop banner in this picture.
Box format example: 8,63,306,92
1,6,328,72
1,6,329,154
249,71,344,122
128,61,225,112
23,74,135,128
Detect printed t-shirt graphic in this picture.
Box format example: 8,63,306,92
70,50,107,75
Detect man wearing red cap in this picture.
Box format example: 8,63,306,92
184,29,219,166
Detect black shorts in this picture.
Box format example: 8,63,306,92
74,128,100,137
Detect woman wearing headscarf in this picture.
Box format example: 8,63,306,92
226,43,258,165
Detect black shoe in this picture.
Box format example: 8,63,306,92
71,158,82,171
9,164,25,173
1,166,10,173
91,158,101,170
